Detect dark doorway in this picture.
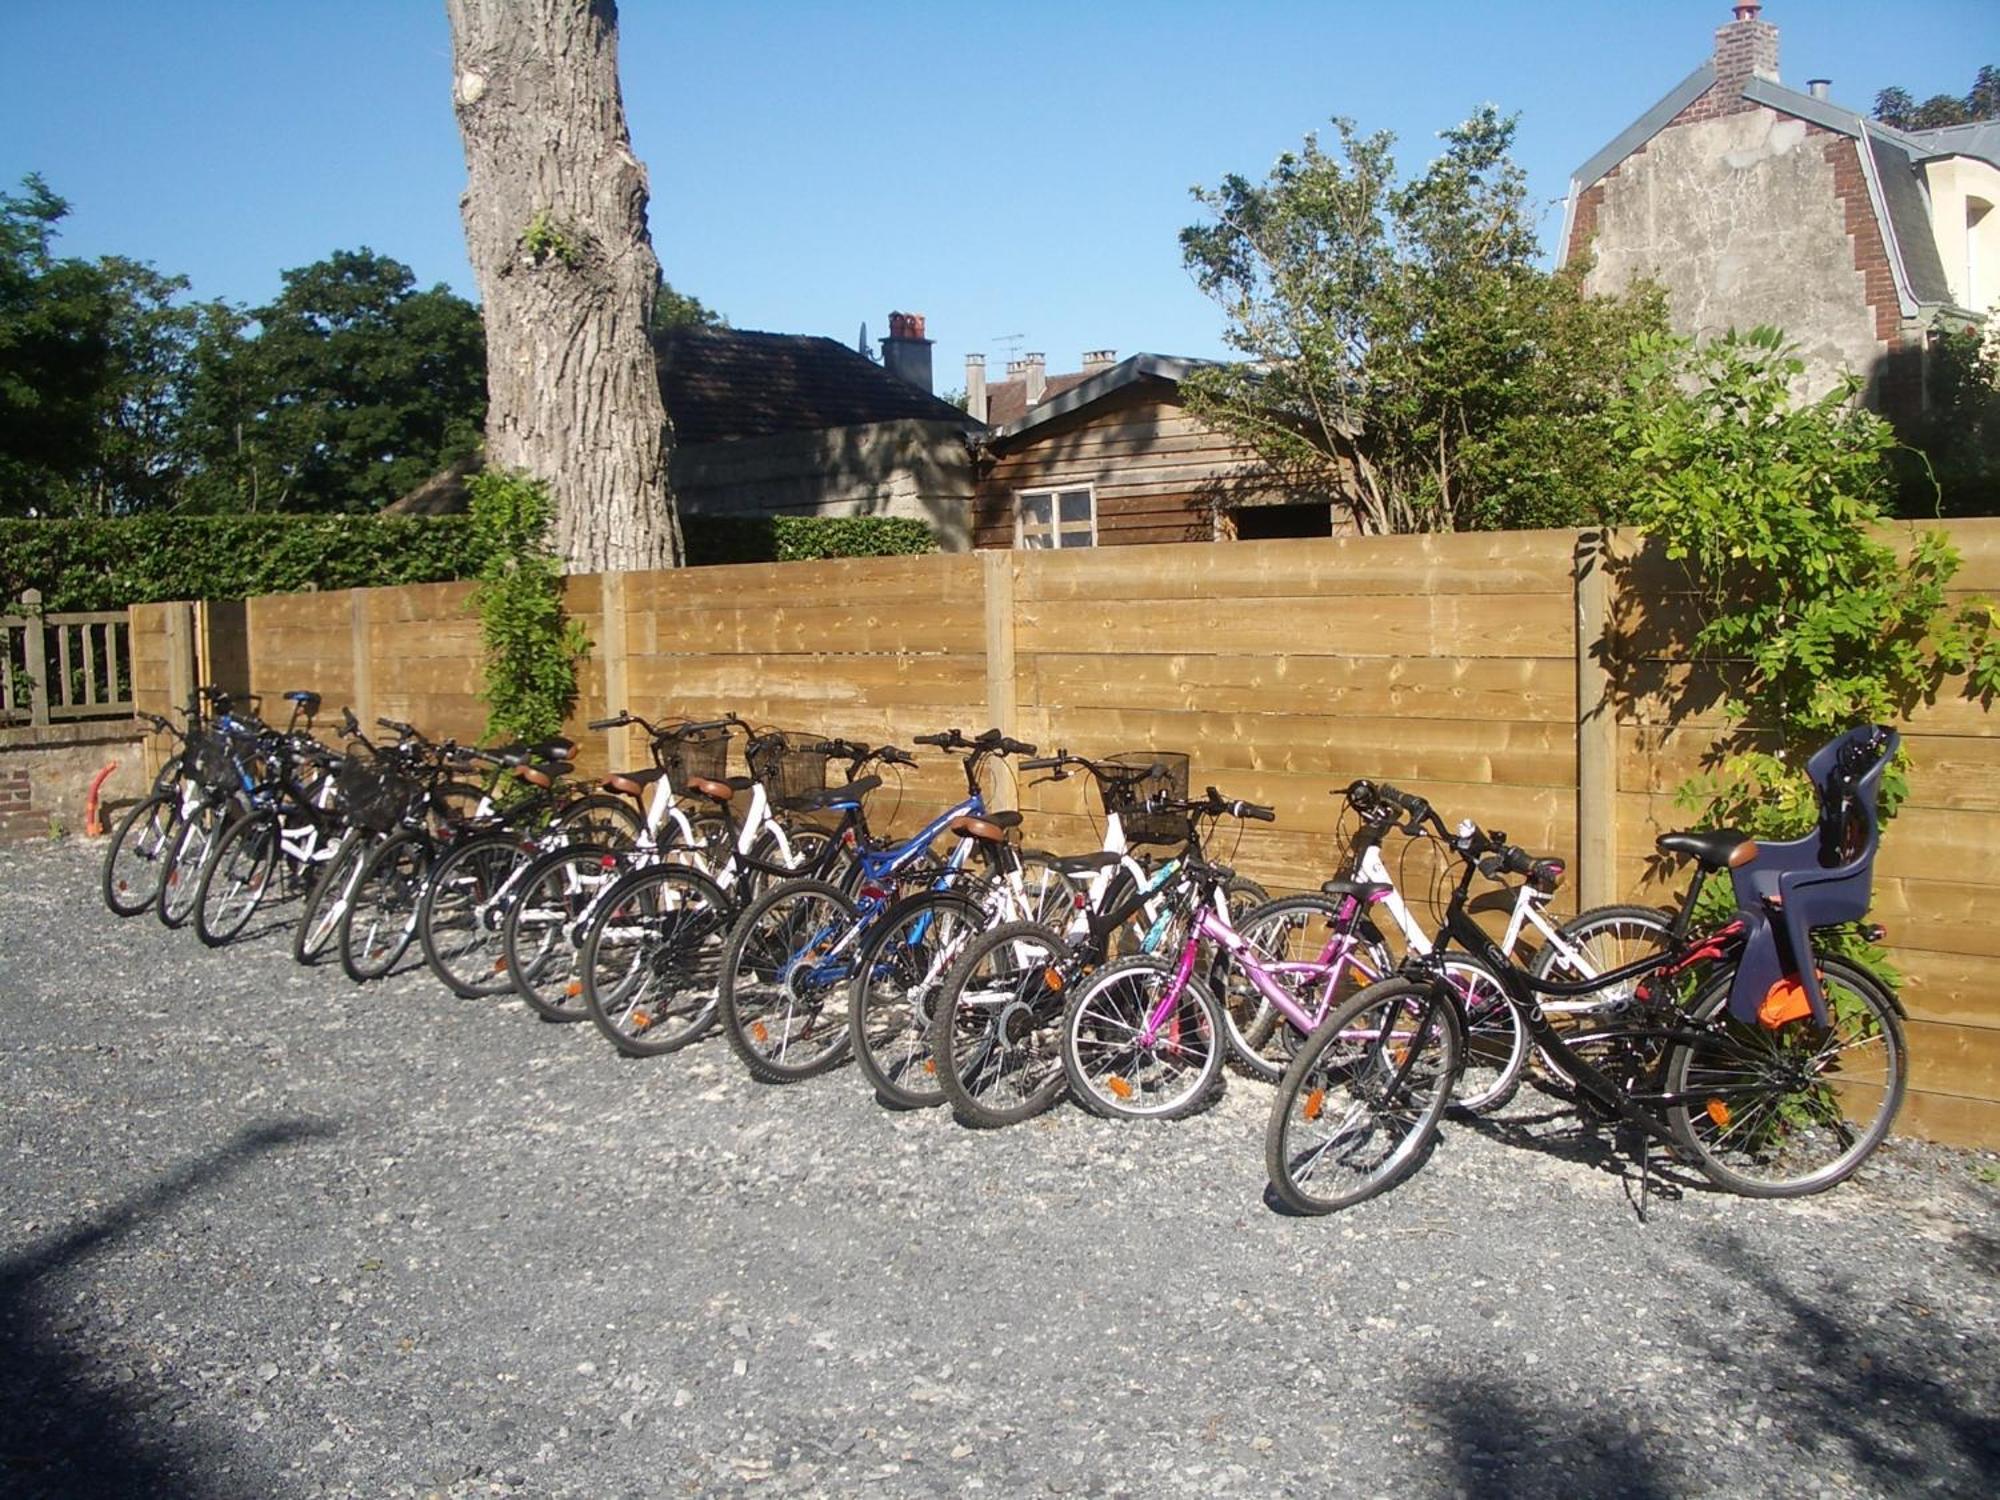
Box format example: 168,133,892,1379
1232,503,1332,540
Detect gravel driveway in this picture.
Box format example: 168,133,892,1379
2,838,1995,1499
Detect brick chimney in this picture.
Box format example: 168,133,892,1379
1081,349,1116,376
1007,353,1047,407
1711,2,1779,111
880,310,933,394
965,353,987,423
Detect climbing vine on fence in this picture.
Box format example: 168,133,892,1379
467,471,588,745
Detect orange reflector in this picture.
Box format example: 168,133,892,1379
565,981,583,998
1040,967,1065,992
1304,1087,1325,1121
1759,978,1814,1028
492,958,508,974
1705,1097,1732,1130
751,1021,769,1044
1107,1077,1133,1100
923,1058,936,1075
631,1010,653,1031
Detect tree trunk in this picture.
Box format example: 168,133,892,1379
445,0,681,572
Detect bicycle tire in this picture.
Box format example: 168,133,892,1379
1264,976,1461,1216
848,890,987,1110
1445,957,1528,1116
501,842,621,1022
1664,956,1905,1198
930,920,1074,1128
1528,903,1677,1090
102,792,183,917
157,799,230,929
417,833,537,997
577,862,732,1056
715,878,861,1083
557,792,644,850
338,829,434,982
193,810,281,947
295,830,369,964
1061,954,1227,1121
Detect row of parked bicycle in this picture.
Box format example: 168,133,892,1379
98,687,1908,1215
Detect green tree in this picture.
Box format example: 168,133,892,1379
1898,321,2000,518
1874,65,2000,129
0,175,112,515
212,248,485,512
650,275,723,334
1179,108,1665,533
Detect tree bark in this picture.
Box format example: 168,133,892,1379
445,0,681,572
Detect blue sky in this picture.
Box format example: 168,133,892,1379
4,1,1996,393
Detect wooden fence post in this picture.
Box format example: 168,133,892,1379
163,601,198,721
349,589,374,729
1574,529,1618,907
981,551,1018,808
599,570,631,770
20,588,49,726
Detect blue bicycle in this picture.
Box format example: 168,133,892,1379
713,732,1031,1083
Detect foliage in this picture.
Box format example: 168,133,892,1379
0,513,497,611
467,470,587,744
1896,320,2000,518
1179,107,1666,534
1874,65,2000,130
0,512,934,612
521,211,584,270
1612,327,2000,846
650,276,724,333
683,514,936,566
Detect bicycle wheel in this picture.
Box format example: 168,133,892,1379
1264,976,1461,1216
558,792,644,850
417,833,537,997
338,830,434,982
577,863,732,1056
148,753,185,797
1062,954,1227,1121
1664,956,1905,1198
1015,853,1083,931
193,811,281,947
1220,894,1386,1084
716,878,861,1083
1445,958,1528,1116
1529,903,1677,1088
102,792,183,917
848,890,988,1109
157,799,230,929
295,831,369,964
502,842,622,1022
931,920,1073,1128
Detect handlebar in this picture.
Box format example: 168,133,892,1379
913,727,1039,757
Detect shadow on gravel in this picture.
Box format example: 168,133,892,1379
0,1118,339,1500
1684,1228,2000,1490
1417,1372,1679,1497
1460,1095,1712,1212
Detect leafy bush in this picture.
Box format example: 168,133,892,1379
1,512,935,610
468,471,586,745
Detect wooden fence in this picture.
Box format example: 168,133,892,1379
2,589,134,725
135,524,2000,1147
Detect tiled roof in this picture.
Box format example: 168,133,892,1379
656,326,981,446
982,372,1090,428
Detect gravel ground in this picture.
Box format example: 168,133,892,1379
3,836,1996,1499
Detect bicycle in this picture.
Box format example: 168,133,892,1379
101,704,202,917
1264,724,1906,1215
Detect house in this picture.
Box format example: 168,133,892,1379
963,350,1343,549
1559,2,1999,419
391,312,985,547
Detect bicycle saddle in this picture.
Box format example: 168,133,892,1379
1030,849,1122,875
1655,829,1755,870
789,776,882,810
683,776,736,803
948,812,1020,842
603,768,667,797
1321,878,1393,903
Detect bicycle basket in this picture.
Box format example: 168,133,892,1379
1097,751,1191,847
655,726,731,786
189,733,237,792
766,747,832,806
336,758,417,835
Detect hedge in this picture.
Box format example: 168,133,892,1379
0,512,936,611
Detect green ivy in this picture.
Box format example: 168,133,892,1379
684,514,936,566
467,471,587,745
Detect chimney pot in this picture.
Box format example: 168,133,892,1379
1081,349,1117,374
880,309,934,394
965,353,987,424
1808,78,1830,100
1013,353,1046,407
1731,1,1760,19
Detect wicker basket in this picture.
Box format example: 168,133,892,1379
753,734,831,806
189,733,238,792
336,758,418,835
656,726,731,787
1097,751,1191,847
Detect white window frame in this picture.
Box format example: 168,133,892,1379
1014,484,1097,549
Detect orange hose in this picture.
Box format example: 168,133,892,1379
85,761,118,837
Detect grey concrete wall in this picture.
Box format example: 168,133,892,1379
1582,108,1882,400
670,419,975,551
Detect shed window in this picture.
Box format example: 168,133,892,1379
1017,486,1095,548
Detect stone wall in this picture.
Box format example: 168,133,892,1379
0,722,149,841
